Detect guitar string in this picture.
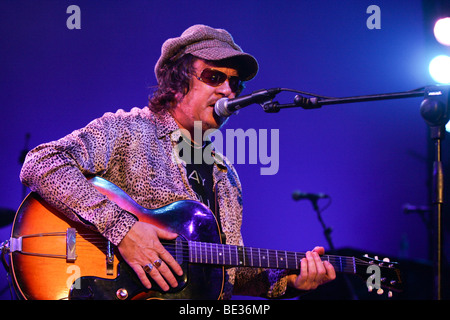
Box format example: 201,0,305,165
75,234,395,267
75,235,391,267
72,236,392,269
75,233,393,266
24,232,394,269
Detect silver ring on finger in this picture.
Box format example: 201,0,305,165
143,263,154,274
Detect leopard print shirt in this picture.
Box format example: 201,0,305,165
20,107,290,299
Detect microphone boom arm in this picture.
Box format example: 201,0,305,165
271,84,450,300
262,87,429,112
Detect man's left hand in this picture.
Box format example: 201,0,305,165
287,246,336,291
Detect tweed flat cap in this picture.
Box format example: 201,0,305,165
155,24,258,83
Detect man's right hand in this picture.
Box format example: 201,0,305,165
117,221,184,291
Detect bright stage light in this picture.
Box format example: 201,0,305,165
429,55,450,84
434,17,450,46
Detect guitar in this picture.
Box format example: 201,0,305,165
3,177,402,300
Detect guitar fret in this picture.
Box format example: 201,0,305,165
260,249,266,268
258,248,261,267
210,243,214,264
201,242,205,264
290,252,296,269
207,242,211,264
193,241,196,263
252,247,258,268
250,247,257,267
290,252,297,269
275,251,279,268
217,244,221,264
215,243,219,265
188,242,363,276
352,256,356,274
268,250,278,268
190,241,195,263
259,248,263,267
209,242,213,264
192,242,196,263
236,246,240,266
215,244,220,264
221,244,225,265
239,246,244,266
285,252,290,269
188,241,191,263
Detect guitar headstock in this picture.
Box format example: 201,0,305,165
355,254,403,298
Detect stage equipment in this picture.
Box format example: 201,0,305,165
255,84,449,300
434,17,450,46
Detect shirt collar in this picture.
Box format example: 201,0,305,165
152,108,228,170
152,109,180,139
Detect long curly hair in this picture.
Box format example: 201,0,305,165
149,54,246,113
148,54,196,112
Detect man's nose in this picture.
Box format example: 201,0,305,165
215,80,235,98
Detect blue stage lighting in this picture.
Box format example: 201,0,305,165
434,17,450,46
429,55,450,84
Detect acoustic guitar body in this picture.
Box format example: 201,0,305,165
10,177,225,300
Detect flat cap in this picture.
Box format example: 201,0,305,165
155,24,258,83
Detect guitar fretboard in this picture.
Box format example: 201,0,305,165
188,241,357,274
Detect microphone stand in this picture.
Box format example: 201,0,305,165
306,197,359,300
264,85,450,300
310,199,334,251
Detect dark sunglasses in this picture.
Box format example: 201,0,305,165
196,68,242,93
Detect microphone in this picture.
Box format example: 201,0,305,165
214,88,281,117
292,190,330,201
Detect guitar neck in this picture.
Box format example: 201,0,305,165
188,241,358,274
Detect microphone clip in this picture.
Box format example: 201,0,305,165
261,101,281,113
293,95,322,109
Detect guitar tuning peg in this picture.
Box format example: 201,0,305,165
383,257,390,262
377,288,384,295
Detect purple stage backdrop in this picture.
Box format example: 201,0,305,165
1,0,448,300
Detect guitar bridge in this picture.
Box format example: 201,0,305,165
66,228,77,262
